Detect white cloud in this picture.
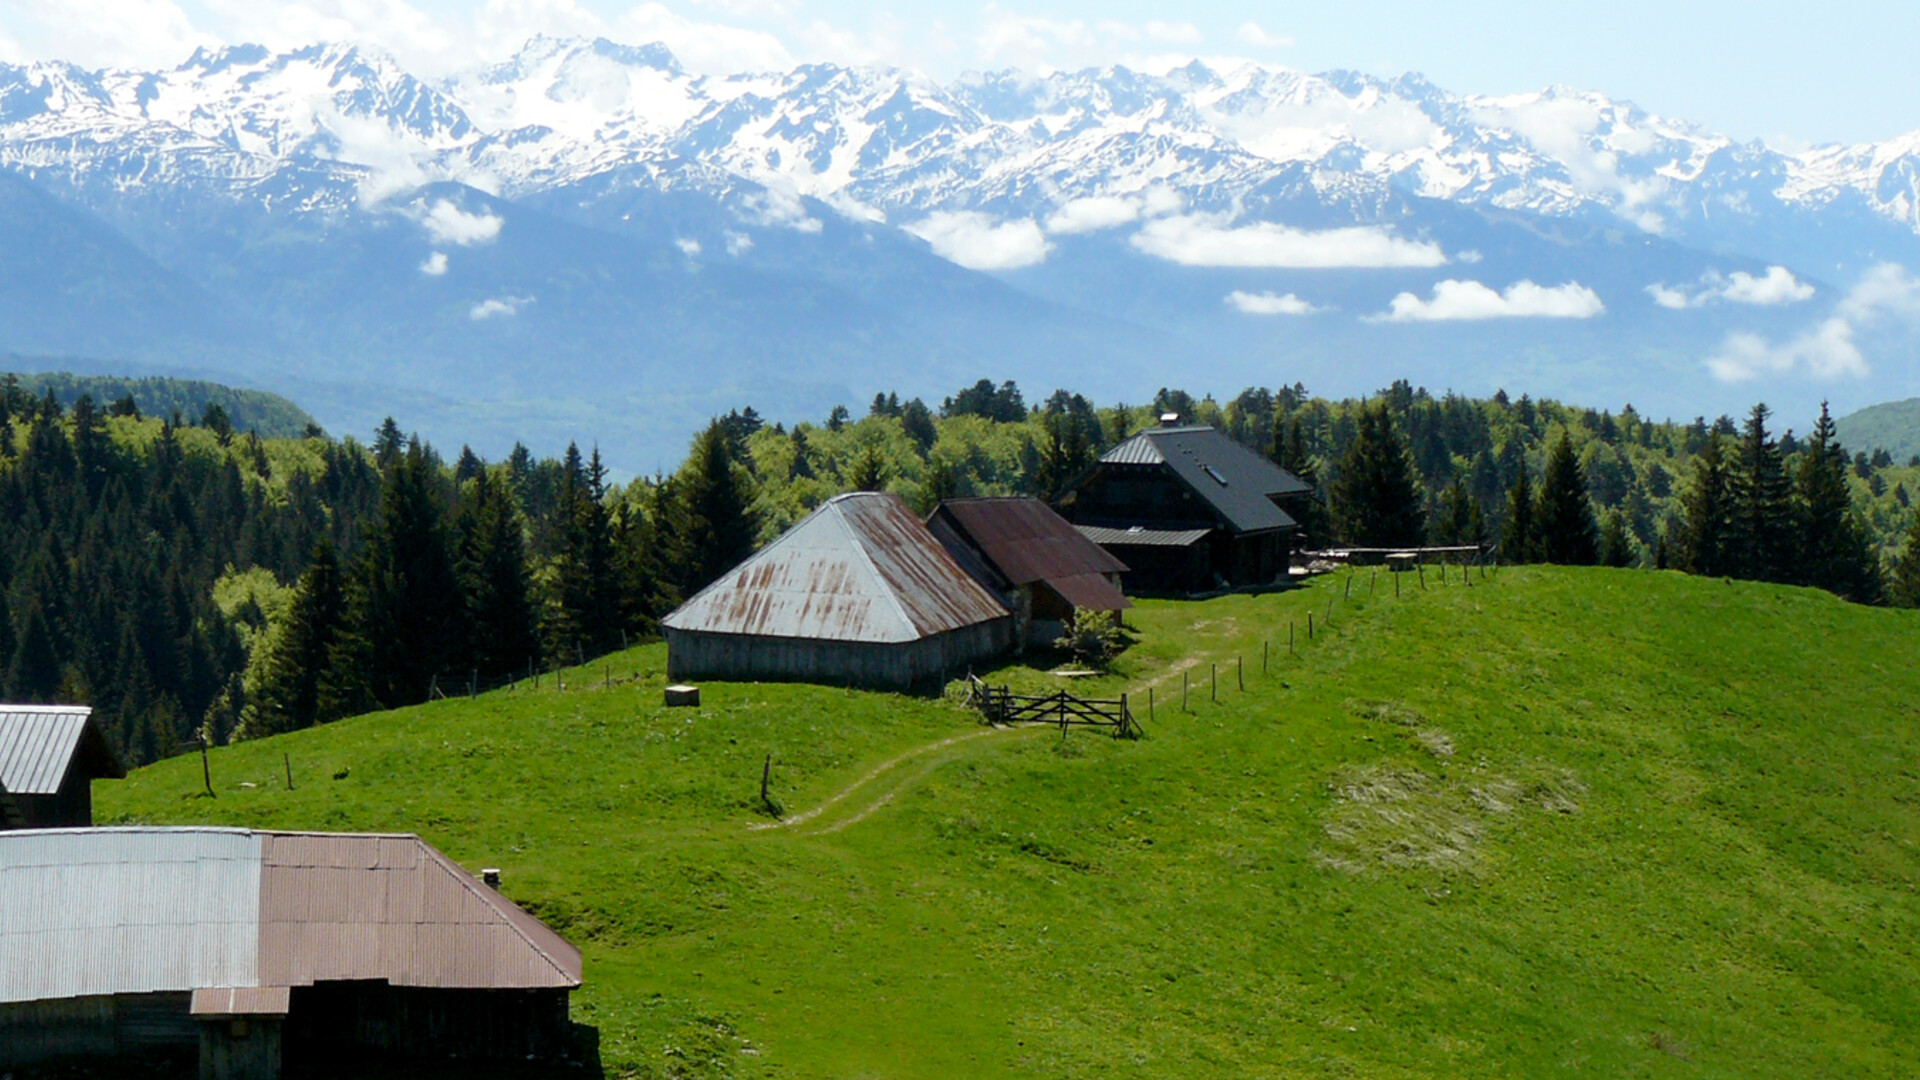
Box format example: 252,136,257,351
1648,265,1815,309
1234,22,1293,48
469,294,532,320
615,2,793,74
676,237,702,257
1376,279,1605,322
1226,291,1325,316
419,251,449,275
0,0,213,70
905,211,1051,270
416,198,503,245
1456,249,1484,264
1045,195,1139,235
724,230,754,256
1706,319,1864,382
1703,263,1920,382
1131,215,1448,269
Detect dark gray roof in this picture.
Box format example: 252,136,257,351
1097,426,1309,534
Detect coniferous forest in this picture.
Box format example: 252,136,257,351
5,371,1920,767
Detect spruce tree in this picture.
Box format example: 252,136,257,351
1598,509,1635,568
1730,403,1796,583
245,541,344,737
1534,431,1598,565
677,421,757,596
1797,402,1883,602
1501,469,1535,563
1273,415,1326,544
319,440,468,715
6,598,63,702
1435,479,1486,547
454,470,541,674
1327,401,1424,547
550,447,622,657
1675,436,1733,576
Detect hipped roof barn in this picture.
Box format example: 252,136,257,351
662,491,1014,690
0,827,581,1076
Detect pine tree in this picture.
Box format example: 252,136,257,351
1888,514,1920,608
550,447,622,658
1500,469,1535,563
1534,431,1598,565
1796,402,1883,602
677,421,758,596
244,541,344,737
6,598,63,702
1730,403,1796,583
1327,401,1424,547
1675,436,1733,576
1434,479,1486,548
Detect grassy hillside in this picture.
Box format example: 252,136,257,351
100,567,1920,1078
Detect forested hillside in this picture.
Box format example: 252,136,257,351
3,369,319,438
10,372,1920,768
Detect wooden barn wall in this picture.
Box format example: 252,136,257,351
285,983,572,1062
667,618,1014,690
0,992,196,1067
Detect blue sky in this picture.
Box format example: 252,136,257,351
4,0,1915,144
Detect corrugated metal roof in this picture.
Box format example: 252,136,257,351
0,827,262,1004
0,705,123,795
1096,427,1309,535
928,499,1131,613
0,827,582,1005
662,491,1010,644
1076,525,1213,548
258,832,580,990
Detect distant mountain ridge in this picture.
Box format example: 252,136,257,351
2,37,1919,466
4,366,319,438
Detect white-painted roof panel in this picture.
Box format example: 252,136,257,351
0,828,261,1003
0,706,95,795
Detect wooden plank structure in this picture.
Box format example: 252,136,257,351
964,677,1137,738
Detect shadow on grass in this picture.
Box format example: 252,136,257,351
14,1026,604,1080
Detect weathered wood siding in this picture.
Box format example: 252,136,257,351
0,991,197,1068
666,617,1015,691
285,983,572,1061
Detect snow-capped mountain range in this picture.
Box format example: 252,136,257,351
3,36,1919,466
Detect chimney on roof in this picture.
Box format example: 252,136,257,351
1158,412,1181,426
481,868,501,888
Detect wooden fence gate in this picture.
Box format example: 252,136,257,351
964,677,1138,738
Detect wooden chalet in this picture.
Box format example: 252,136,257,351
925,497,1130,649
1059,425,1314,593
0,706,124,830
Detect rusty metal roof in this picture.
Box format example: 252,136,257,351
662,491,1010,644
1095,427,1309,535
0,705,124,796
927,498,1131,612
258,831,580,991
0,827,581,1005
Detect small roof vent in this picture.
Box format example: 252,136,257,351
1158,412,1181,426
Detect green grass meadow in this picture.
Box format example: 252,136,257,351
100,566,1920,1078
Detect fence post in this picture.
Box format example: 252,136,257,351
1346,573,1353,600
470,669,477,697
283,753,294,791
1237,656,1244,691
1211,663,1217,704
1325,596,1333,625
1395,570,1401,598
1308,612,1314,639
1418,563,1427,590
1263,640,1269,673
1183,670,1189,712
1289,622,1295,656
1121,692,1129,738
1371,567,1377,596
1149,686,1154,723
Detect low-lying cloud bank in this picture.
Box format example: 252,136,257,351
906,211,1051,270
1131,216,1448,269
1375,279,1605,322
